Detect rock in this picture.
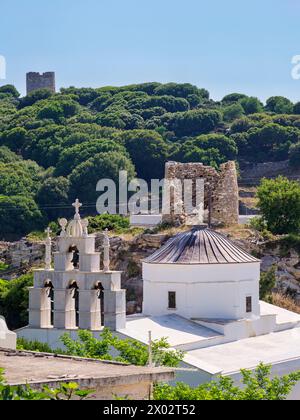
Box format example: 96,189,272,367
135,234,168,249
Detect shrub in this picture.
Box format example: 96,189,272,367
87,214,130,233
257,177,300,234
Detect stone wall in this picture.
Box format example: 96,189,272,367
240,160,300,182
26,72,56,95
163,161,239,226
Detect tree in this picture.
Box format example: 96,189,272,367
0,146,21,164
260,266,276,300
266,96,294,114
222,93,247,103
162,109,222,137
37,102,65,121
257,177,300,234
0,160,44,197
294,102,300,115
289,142,300,168
0,195,45,238
0,85,20,98
19,88,53,108
223,103,245,122
69,151,136,204
237,123,300,162
55,139,127,176
0,274,33,329
37,100,79,121
154,363,300,400
20,328,184,368
153,83,209,100
118,130,169,180
193,134,238,159
240,97,264,114
36,177,70,221
87,214,130,232
176,134,237,167
1,127,31,153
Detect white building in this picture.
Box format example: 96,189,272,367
143,226,261,322
0,316,16,350
118,225,300,398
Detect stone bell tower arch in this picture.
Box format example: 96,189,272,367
28,199,126,332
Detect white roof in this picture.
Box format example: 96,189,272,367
260,301,300,326
185,328,300,375
118,314,221,347
118,304,300,376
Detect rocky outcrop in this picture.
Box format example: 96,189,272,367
234,236,300,298
2,229,300,310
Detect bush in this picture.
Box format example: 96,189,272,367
289,142,300,168
257,177,300,234
154,363,300,400
0,195,45,239
260,266,276,300
19,329,184,368
0,274,33,329
87,214,130,233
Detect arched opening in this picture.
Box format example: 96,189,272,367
69,245,79,270
44,281,54,326
95,282,104,325
68,281,79,328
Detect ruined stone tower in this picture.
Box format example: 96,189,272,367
26,72,56,95
163,161,239,226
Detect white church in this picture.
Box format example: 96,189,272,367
14,199,300,395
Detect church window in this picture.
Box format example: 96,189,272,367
246,296,252,313
168,291,176,309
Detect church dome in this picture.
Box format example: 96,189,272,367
144,226,259,265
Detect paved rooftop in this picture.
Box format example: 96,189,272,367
118,314,221,347
0,348,174,388
185,328,300,375
260,301,300,326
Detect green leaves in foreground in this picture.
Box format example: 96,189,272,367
154,363,300,400
0,369,92,400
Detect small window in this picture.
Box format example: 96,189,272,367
246,296,252,313
168,291,176,309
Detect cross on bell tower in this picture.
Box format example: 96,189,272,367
72,199,82,219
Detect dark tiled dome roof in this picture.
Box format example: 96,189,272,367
144,226,259,265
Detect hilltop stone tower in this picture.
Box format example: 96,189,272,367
26,72,56,95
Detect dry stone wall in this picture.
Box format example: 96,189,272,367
163,161,239,226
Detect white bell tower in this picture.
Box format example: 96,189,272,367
28,200,126,332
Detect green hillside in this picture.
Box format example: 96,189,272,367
0,82,300,237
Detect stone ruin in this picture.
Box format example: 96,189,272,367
26,72,56,95
163,160,239,226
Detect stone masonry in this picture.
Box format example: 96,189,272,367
26,72,56,95
163,161,239,226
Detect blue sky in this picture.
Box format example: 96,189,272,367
1,0,300,101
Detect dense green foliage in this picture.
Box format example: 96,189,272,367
257,177,300,234
87,213,130,232
1,82,300,237
154,363,300,400
0,274,33,329
18,328,184,368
